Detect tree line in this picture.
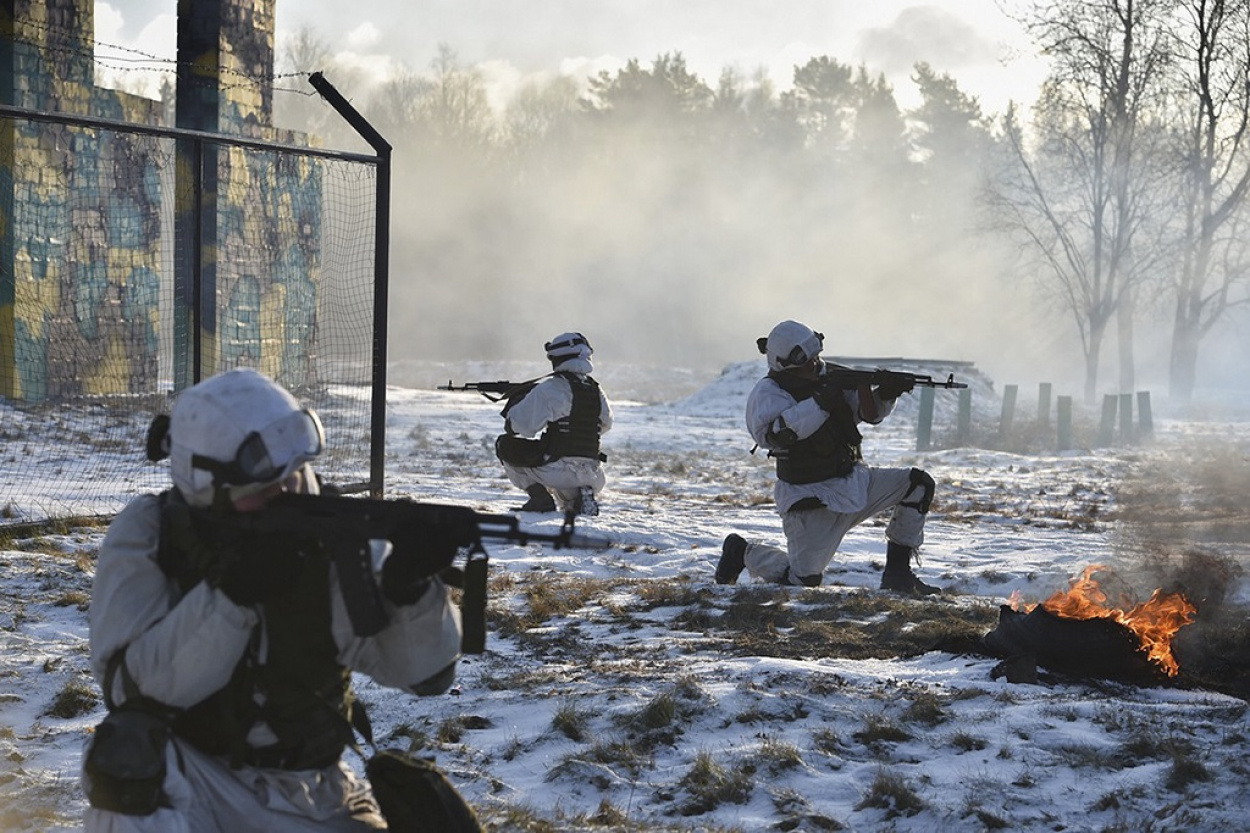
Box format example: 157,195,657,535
277,0,1250,404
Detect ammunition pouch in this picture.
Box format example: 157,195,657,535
84,705,172,815
775,446,858,484
495,434,548,468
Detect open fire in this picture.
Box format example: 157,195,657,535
1009,564,1197,677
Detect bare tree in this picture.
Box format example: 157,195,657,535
1164,0,1250,401
495,74,583,183
416,44,495,151
273,25,362,147
991,0,1172,402
368,69,433,138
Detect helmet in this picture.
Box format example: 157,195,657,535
168,368,325,507
758,320,824,372
544,332,593,370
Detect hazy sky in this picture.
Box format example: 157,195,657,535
101,0,1203,394
95,0,1050,118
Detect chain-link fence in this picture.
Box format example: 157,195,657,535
0,106,384,524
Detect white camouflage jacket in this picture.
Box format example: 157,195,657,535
503,357,614,440
89,492,463,712
745,366,896,514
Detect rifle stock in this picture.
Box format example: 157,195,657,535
194,492,612,651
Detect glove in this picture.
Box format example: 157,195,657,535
875,373,915,401
812,379,844,413
381,517,466,606
381,551,432,606
215,535,308,606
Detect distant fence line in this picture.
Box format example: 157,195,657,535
914,382,1155,453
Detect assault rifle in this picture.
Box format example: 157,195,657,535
438,378,546,403
191,492,611,652
821,365,968,391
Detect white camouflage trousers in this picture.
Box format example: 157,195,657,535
83,735,385,833
502,457,606,508
743,466,928,584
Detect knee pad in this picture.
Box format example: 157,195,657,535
900,468,935,514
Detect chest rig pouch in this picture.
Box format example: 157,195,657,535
155,490,354,771
84,693,174,815
767,370,863,484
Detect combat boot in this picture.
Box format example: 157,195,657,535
880,541,941,596
518,484,557,513
716,534,747,584
573,486,599,517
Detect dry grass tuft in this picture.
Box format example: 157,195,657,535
855,768,926,818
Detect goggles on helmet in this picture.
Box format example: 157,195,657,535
545,334,591,355
778,331,824,367
191,408,325,488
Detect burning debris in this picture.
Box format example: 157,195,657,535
983,565,1197,684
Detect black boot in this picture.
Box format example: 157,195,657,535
880,541,941,595
716,534,747,584
572,486,599,517
518,484,557,513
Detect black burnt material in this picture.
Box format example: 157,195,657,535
981,604,1167,685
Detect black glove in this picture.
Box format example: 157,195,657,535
215,535,308,606
381,518,465,606
812,379,844,413
875,373,915,401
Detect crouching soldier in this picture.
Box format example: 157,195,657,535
717,320,943,595
495,332,613,516
82,368,471,831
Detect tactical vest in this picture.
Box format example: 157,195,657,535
156,490,355,770
766,369,863,484
540,373,603,462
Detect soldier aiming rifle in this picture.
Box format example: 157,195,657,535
441,332,613,516
717,320,967,595
81,369,613,832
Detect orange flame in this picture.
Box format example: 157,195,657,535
1011,565,1197,676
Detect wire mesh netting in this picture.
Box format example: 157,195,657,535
0,115,379,523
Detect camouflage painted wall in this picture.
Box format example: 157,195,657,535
175,0,321,393
0,0,163,401
0,0,321,402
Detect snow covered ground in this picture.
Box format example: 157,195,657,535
1,360,1248,831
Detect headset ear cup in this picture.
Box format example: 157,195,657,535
146,414,172,462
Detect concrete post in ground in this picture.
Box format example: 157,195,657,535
1137,391,1153,442
1118,393,1134,444
956,388,972,446
1038,382,1052,426
1000,384,1018,444
916,386,935,451
1097,394,1118,446
1057,396,1073,451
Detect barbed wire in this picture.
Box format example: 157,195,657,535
3,16,321,98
